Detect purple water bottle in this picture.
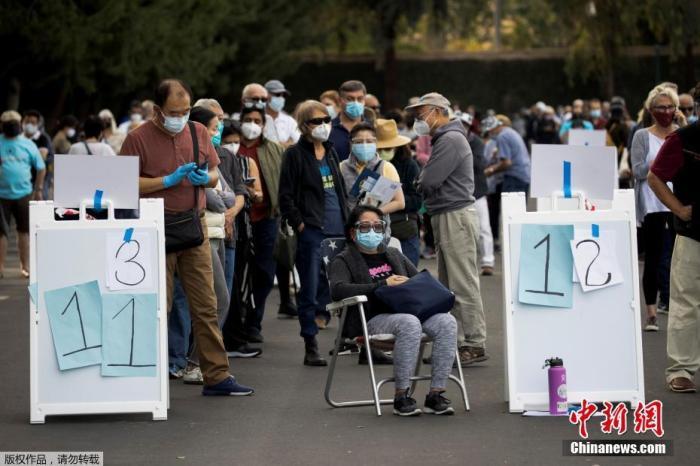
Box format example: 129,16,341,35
544,357,567,415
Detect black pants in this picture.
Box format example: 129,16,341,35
487,183,503,241
641,212,674,306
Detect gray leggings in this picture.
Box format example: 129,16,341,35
367,313,457,390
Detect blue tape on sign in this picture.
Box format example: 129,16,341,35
93,189,104,211
592,224,599,238
563,161,572,198
124,227,134,242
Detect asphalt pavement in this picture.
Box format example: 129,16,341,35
1,239,698,466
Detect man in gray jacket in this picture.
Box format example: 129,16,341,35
407,93,487,366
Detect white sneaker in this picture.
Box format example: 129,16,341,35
183,366,203,385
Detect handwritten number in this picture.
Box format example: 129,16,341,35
576,239,612,287
525,233,564,297
61,291,101,356
108,298,155,368
114,239,146,286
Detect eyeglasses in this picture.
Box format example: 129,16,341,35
306,116,332,125
351,138,377,144
680,106,694,113
355,221,386,234
245,97,268,103
652,105,676,112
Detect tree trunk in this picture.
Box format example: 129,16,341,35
377,5,399,110
684,41,696,90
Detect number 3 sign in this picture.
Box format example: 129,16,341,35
106,229,154,291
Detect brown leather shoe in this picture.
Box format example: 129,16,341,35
668,377,696,393
457,346,489,367
481,266,494,276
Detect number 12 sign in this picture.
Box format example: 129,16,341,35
106,230,154,291
518,224,574,308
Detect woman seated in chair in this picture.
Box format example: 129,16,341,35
329,205,458,416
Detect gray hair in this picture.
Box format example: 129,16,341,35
194,98,222,111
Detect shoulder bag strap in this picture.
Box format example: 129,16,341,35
83,141,93,155
188,121,199,210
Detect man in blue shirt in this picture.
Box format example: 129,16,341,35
0,110,45,278
328,80,366,161
481,115,531,193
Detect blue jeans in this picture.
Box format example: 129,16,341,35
296,227,331,339
400,235,421,267
247,218,278,335
224,246,236,297
502,175,529,194
168,278,191,371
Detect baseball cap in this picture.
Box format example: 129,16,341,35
264,80,290,96
480,115,502,132
404,92,451,111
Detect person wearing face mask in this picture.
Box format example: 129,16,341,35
320,90,341,120
482,115,531,194
119,78,254,397
98,109,126,154
52,115,78,155
588,98,607,130
67,115,116,156
117,100,145,134
218,118,264,358
339,122,405,213
236,105,285,343
558,98,594,142
262,80,300,148
0,110,46,279
631,86,681,333
408,92,487,367
374,118,421,266
647,81,700,394
241,82,269,113
329,80,368,161
21,110,54,199
329,205,459,416
278,100,349,365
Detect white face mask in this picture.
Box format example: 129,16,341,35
23,122,38,136
223,142,240,155
241,122,262,140
325,105,338,119
66,128,76,138
412,108,435,136
130,113,143,124
311,123,331,141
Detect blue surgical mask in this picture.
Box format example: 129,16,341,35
269,96,285,112
162,112,189,134
356,230,384,250
344,101,364,119
212,121,223,146
689,115,698,124
590,109,601,119
352,143,376,162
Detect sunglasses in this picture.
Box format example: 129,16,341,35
355,221,386,234
245,97,268,103
306,116,332,125
680,107,694,113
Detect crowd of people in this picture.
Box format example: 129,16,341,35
1,75,699,413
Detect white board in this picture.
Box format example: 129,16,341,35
501,190,644,412
568,129,606,147
530,144,617,201
53,154,140,209
29,199,168,423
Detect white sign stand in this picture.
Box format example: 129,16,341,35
501,190,644,412
29,199,168,423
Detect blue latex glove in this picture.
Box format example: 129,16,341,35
187,168,210,186
163,163,197,188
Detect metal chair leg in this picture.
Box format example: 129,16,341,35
324,305,347,408
358,303,382,416
454,349,470,411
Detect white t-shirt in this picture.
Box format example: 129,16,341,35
68,141,116,156
640,132,671,217
263,112,300,145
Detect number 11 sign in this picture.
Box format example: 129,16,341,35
518,224,574,308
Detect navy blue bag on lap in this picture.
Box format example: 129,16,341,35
374,270,455,322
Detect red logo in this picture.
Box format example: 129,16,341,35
569,399,664,438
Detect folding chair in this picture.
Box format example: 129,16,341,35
320,238,470,416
